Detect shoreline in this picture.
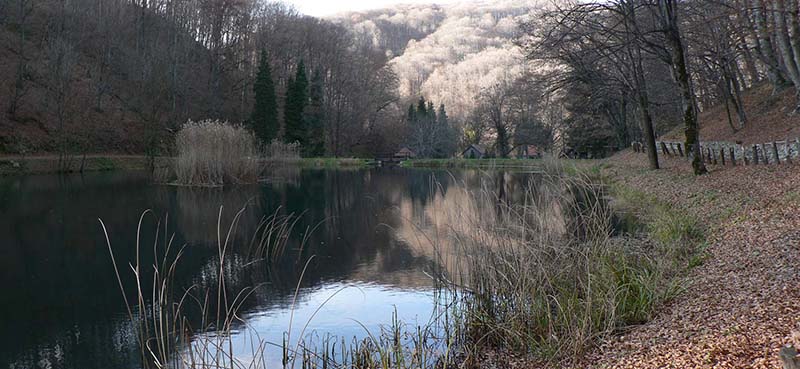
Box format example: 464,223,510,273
0,155,376,176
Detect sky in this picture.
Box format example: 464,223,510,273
286,0,464,17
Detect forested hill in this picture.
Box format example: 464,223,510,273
333,0,546,120
0,0,400,156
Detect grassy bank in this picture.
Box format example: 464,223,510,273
0,155,166,176
263,157,375,168
401,158,545,169
0,156,374,176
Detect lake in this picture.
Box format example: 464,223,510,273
0,167,535,369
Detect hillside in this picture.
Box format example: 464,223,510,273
334,0,548,120
0,1,237,155
663,83,800,145
0,7,144,154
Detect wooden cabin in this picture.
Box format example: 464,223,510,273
394,147,417,160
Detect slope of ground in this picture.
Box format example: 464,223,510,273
589,153,800,368
663,83,800,144
0,15,146,154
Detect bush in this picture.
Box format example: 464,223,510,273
174,120,259,186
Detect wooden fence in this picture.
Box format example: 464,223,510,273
632,139,800,166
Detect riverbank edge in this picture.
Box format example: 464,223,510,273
440,160,711,368
0,155,164,176
577,153,800,368
401,158,548,169
0,156,375,176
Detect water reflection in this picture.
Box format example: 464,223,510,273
0,168,536,369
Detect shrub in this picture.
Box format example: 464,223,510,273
174,119,259,186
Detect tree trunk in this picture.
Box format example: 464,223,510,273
625,0,659,170
659,0,707,175
753,0,790,89
773,0,800,88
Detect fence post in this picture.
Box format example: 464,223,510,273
720,147,726,166
787,139,793,164
773,141,781,164
730,147,736,166
753,145,760,165
660,142,670,156
795,138,800,160
677,143,684,157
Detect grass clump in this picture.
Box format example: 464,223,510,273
173,119,259,187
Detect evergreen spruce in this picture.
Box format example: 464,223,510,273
250,50,278,144
416,96,428,118
406,104,416,124
437,103,448,127
304,69,325,156
284,60,309,147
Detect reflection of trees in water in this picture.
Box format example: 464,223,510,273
0,168,539,369
394,170,568,284
174,186,263,247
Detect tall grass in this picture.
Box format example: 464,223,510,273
416,159,699,361
173,120,260,187
263,139,301,160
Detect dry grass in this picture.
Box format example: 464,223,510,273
173,120,260,187
262,139,301,160
410,159,700,363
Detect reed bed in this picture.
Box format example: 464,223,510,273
173,120,260,187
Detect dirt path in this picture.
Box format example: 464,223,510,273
586,152,800,368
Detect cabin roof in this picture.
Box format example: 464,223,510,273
462,144,485,155
396,147,415,155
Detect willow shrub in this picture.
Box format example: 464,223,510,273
174,120,259,186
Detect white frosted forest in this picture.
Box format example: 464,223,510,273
334,0,551,120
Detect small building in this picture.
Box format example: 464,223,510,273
461,144,486,159
394,147,417,160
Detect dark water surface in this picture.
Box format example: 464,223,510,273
0,167,532,369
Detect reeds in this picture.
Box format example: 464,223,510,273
173,120,260,187
426,160,695,360
101,204,462,369
263,140,301,161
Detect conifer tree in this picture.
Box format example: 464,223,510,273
284,60,308,147
416,97,427,118
304,69,325,156
406,104,416,124
251,50,278,144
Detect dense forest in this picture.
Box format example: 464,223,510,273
4,0,800,165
